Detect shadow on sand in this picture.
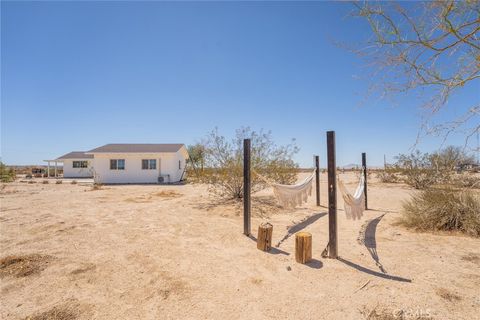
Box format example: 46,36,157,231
276,212,327,248
305,259,323,269
337,257,411,283
358,213,387,273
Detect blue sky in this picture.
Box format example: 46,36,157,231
1,1,478,167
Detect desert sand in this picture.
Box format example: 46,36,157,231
1,173,479,319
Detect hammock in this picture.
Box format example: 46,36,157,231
254,170,316,208
338,171,365,220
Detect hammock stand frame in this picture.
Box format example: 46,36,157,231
242,133,368,261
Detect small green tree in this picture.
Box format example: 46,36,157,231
187,143,206,177
203,127,299,199
0,162,16,183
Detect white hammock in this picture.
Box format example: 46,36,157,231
255,170,315,208
338,173,365,220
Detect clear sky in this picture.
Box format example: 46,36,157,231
1,1,478,167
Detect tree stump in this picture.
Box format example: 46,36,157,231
295,232,312,264
257,222,273,251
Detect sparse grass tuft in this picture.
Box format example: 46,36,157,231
436,288,462,302
0,254,53,278
91,183,103,191
24,300,84,320
400,188,480,237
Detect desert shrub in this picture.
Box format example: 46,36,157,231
395,151,441,189
42,180,49,184
450,174,480,189
203,127,299,199
376,168,398,183
71,180,77,185
430,146,476,172
56,180,62,184
395,147,477,189
400,188,480,237
91,183,103,190
0,162,16,183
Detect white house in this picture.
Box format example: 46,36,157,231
86,143,188,184
49,144,189,184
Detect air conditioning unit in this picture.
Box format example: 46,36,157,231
158,174,170,184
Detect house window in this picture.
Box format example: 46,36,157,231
179,160,181,170
73,161,88,168
110,159,125,170
142,159,156,170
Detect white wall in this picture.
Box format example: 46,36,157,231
92,152,187,184
63,159,94,178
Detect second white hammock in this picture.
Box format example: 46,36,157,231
338,173,365,220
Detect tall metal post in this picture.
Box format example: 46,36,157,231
315,155,320,206
243,139,251,236
327,131,338,258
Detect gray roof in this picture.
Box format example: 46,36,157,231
86,144,185,154
56,151,94,160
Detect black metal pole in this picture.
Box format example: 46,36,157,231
362,152,368,210
315,155,320,206
243,139,251,236
327,131,338,258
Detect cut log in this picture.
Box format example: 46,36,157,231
257,223,273,251
295,232,312,264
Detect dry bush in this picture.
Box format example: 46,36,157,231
56,180,63,184
376,169,398,183
203,127,299,199
400,188,480,237
42,180,49,184
450,174,480,189
71,180,77,185
91,183,103,191
395,151,442,189
0,254,52,278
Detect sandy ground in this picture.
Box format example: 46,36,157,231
1,173,479,320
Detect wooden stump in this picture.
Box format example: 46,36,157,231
257,223,273,251
295,232,312,264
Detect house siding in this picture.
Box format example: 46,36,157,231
92,151,187,184
63,159,93,178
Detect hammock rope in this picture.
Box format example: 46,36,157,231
252,169,316,208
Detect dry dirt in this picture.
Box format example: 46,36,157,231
1,173,479,319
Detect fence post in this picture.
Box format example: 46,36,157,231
327,131,338,258
243,139,251,236
315,155,320,206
